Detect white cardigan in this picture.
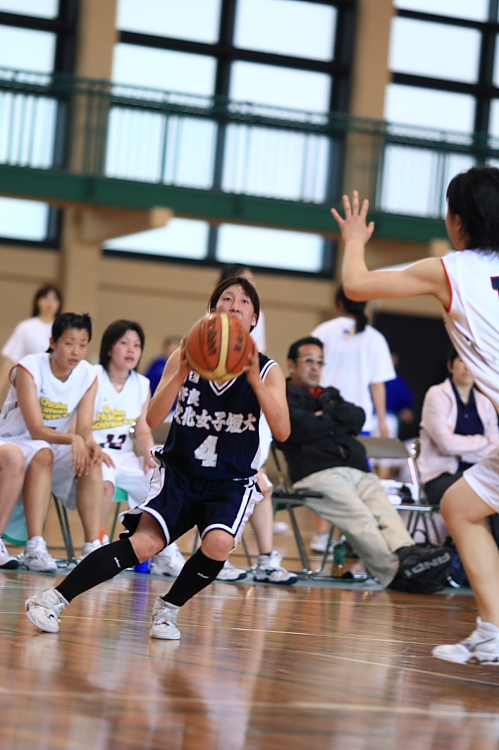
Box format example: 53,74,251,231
418,378,499,484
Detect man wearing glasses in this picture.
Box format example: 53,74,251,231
276,336,451,592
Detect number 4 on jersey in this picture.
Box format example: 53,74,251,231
194,435,219,467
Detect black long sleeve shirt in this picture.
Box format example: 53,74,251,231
276,380,368,484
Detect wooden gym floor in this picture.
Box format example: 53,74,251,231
1,505,498,750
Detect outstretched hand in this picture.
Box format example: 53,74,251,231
331,191,375,245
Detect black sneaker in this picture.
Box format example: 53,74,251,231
388,544,452,594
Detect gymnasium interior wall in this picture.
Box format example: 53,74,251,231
0,0,444,386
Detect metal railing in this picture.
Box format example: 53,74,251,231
1,66,499,219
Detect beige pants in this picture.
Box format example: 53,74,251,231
293,466,413,586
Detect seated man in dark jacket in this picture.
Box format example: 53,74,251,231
276,337,451,592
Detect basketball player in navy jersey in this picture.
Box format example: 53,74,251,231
26,276,290,640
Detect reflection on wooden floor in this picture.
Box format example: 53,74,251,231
2,504,499,749
2,567,499,750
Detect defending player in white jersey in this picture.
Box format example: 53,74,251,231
93,319,185,576
0,313,111,572
332,167,499,666
25,277,290,640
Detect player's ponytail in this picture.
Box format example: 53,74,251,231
335,286,368,334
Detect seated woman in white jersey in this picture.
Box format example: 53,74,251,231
0,284,63,553
93,319,185,577
0,312,112,572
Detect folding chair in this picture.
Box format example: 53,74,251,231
356,436,442,544
269,444,331,576
3,499,28,547
5,494,78,567
52,494,78,566
54,485,130,565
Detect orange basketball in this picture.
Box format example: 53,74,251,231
185,312,254,381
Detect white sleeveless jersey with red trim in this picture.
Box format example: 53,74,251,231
92,365,150,451
160,353,277,480
0,353,96,437
442,250,499,412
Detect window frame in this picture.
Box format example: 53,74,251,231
392,4,499,136
0,0,79,250
113,0,353,276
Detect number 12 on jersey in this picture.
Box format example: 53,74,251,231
194,435,219,467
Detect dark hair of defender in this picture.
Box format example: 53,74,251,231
49,313,92,352
287,336,324,362
208,276,260,332
32,283,63,318
335,284,368,334
99,319,146,372
446,166,499,253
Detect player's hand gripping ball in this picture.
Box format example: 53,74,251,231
185,312,254,381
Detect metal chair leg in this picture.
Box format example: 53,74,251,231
241,535,252,567
52,495,77,565
286,503,312,575
313,525,335,575
429,511,443,545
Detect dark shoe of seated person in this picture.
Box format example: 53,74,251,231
387,544,452,594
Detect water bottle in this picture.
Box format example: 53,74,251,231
332,542,346,577
134,558,151,574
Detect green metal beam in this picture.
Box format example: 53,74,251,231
0,164,448,243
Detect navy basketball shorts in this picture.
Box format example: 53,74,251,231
121,460,263,551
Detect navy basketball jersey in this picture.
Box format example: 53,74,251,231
160,354,277,480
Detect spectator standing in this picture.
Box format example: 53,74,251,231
312,285,395,436
0,284,62,395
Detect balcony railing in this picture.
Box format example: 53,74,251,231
1,66,499,222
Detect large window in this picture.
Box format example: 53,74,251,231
0,0,77,247
105,218,210,261
383,1,499,217
105,0,351,276
117,0,222,44
234,0,337,61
